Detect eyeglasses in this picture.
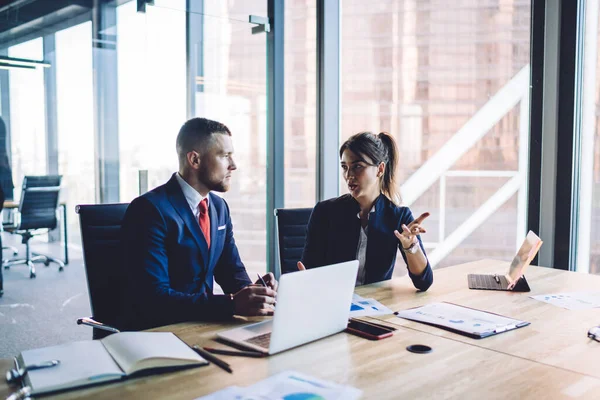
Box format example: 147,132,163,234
588,325,600,342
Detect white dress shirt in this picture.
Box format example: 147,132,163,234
175,173,209,221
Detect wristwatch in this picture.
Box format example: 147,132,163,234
403,241,419,254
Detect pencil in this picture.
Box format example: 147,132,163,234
192,345,233,373
203,347,266,358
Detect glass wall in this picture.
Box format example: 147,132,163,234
340,0,531,272
0,0,548,274
117,0,186,202
284,0,317,208
56,22,95,243
8,38,47,194
579,1,600,274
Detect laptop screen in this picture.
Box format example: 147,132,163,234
507,231,543,281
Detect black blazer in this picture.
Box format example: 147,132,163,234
120,174,252,330
301,194,433,291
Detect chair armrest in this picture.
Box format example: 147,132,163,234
76,317,120,334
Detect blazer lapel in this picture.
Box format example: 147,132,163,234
364,195,388,283
165,174,210,265
207,193,219,268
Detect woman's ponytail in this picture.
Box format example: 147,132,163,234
377,132,401,205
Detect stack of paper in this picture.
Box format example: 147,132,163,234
350,294,393,317
196,371,362,400
530,292,600,310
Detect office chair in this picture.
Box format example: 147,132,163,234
2,175,62,258
3,177,64,278
274,207,313,277
76,203,129,339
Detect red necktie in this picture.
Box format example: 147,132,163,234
198,198,210,248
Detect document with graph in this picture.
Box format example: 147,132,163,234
395,302,530,339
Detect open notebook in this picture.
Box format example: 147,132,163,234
16,332,207,395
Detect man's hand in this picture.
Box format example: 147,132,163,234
232,285,277,316
255,272,278,292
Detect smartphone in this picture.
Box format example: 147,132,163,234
346,319,394,340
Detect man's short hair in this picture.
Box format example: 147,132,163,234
176,118,231,163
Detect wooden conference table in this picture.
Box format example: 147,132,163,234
1,259,599,399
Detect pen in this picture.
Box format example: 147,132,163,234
192,345,233,373
203,347,266,358
257,273,267,287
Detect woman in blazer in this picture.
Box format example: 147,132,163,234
300,131,433,290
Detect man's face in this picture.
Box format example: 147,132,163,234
197,134,237,192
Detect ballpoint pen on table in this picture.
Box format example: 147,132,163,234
192,345,233,373
203,347,266,358
6,360,60,384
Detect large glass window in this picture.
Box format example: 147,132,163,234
8,38,47,193
579,2,600,274
341,0,531,271
284,1,317,208
191,0,268,276
56,22,95,244
117,0,186,202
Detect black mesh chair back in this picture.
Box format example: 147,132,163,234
17,186,60,231
22,175,62,189
274,208,313,276
77,203,129,339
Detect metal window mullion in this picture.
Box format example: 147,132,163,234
91,0,120,203
536,0,560,268
43,34,58,175
186,0,204,119
316,0,340,202
0,47,11,168
267,0,284,275
553,0,581,270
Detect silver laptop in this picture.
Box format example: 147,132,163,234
217,260,359,355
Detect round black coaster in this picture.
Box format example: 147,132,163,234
406,344,432,354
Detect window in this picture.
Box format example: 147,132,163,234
8,38,47,193
341,0,532,271
56,22,95,244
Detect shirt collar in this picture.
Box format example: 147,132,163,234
356,205,376,219
175,173,209,211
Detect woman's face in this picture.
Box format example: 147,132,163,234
340,149,384,201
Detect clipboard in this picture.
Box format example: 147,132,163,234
394,302,530,339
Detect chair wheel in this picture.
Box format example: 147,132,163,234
44,260,50,266
3,266,9,270
30,272,36,279
59,266,64,272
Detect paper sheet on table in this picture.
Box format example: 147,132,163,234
530,292,600,310
350,293,394,317
195,386,244,400
195,371,362,400
395,302,526,336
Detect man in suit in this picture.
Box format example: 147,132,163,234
121,118,277,330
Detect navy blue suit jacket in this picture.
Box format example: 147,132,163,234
121,174,251,330
301,194,433,291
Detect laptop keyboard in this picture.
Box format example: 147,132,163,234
468,274,508,290
244,332,271,348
